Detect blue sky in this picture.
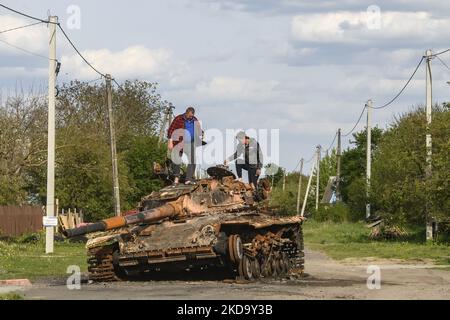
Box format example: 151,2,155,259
1,0,450,173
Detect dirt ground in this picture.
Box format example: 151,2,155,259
12,248,450,300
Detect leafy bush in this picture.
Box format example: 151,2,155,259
312,203,351,223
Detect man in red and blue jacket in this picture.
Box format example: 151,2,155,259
167,106,203,185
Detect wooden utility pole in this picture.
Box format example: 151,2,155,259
296,158,304,214
315,145,321,211
425,49,434,241
336,129,342,202
158,103,175,144
106,74,121,217
301,153,317,217
366,100,372,220
158,108,169,143
45,16,58,254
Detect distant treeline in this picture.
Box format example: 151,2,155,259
0,80,168,221
269,104,449,226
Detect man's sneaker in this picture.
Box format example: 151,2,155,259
185,180,197,185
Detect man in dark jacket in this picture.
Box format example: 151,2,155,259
224,131,263,188
167,106,202,185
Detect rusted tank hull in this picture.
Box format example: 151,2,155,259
86,212,304,281
77,167,306,282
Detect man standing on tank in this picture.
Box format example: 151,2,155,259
224,131,263,189
167,106,203,185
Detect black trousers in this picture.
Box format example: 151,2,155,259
236,163,259,187
172,142,196,182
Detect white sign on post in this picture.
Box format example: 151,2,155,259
43,216,58,227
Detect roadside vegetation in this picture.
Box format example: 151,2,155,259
0,80,168,221
303,220,450,264
0,232,87,280
269,104,449,263
0,293,23,300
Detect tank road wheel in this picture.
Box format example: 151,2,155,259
238,255,253,280
260,257,271,278
251,258,261,279
278,256,289,276
281,253,291,275
270,259,279,277
228,235,236,263
228,235,243,263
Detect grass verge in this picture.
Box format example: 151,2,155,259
0,293,24,300
303,220,450,265
0,234,87,280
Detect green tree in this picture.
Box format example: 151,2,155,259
22,80,167,221
122,136,167,206
265,163,285,187
340,127,383,219
371,104,449,225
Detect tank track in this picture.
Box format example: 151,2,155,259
86,225,304,282
233,224,304,280
87,246,121,282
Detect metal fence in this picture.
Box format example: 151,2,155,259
0,206,43,237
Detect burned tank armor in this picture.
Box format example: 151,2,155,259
64,165,305,282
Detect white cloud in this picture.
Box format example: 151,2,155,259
194,76,280,102
0,15,48,55
291,11,450,44
61,45,188,80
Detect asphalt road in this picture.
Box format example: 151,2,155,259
13,248,450,300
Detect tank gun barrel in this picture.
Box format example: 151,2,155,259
64,202,180,238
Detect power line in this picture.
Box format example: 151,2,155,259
432,48,450,57
57,24,106,78
304,153,316,164
112,78,127,93
0,21,44,34
435,55,450,73
323,131,337,154
292,157,303,172
342,105,366,137
1,4,106,78
0,37,50,60
372,56,424,110
0,4,51,24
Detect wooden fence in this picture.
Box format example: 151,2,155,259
0,206,43,237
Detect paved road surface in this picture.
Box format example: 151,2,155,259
15,248,450,300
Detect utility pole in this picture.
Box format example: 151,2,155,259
336,129,342,202
366,100,372,220
315,145,321,211
45,16,58,254
282,171,286,191
158,103,175,145
106,74,121,217
158,106,169,144
301,154,317,217
425,49,434,241
168,103,174,130
296,158,304,214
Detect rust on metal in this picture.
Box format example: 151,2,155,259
64,165,305,282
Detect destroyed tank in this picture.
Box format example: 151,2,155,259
64,166,305,281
